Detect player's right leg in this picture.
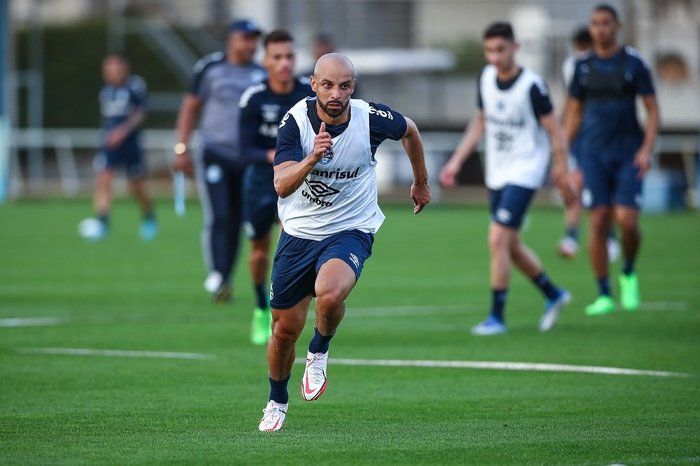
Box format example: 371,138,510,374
260,296,312,432
586,206,616,315
124,139,158,242
80,150,115,241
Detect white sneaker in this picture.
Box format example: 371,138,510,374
258,400,287,432
557,237,578,259
301,351,328,401
204,271,223,293
607,237,620,263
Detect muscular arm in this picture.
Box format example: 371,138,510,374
273,122,331,198
634,94,659,177
540,112,576,207
401,117,431,213
564,97,583,145
175,94,202,147
438,110,484,187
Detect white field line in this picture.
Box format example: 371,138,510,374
0,317,68,327
17,347,215,360
639,301,688,311
294,357,690,378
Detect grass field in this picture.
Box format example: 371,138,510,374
1,199,699,465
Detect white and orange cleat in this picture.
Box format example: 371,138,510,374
258,400,287,432
301,351,328,401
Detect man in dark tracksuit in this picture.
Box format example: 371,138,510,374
174,20,266,302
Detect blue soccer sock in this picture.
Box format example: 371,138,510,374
565,226,579,241
607,228,617,240
490,289,507,322
268,375,290,404
308,327,333,354
254,282,268,310
597,276,611,296
532,272,561,301
97,213,110,227
622,258,636,276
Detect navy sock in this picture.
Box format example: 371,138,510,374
565,226,578,241
622,258,635,276
607,228,616,240
268,375,290,404
308,327,333,354
532,272,561,301
490,289,507,322
597,276,611,296
143,210,155,221
254,282,268,310
97,213,110,227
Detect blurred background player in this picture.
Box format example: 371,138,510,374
238,30,313,345
258,53,430,432
557,26,619,261
173,20,266,302
565,4,659,316
81,53,156,242
440,22,575,335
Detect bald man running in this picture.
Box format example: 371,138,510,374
258,53,431,432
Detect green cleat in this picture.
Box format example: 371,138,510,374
585,295,616,316
619,273,641,311
250,307,272,345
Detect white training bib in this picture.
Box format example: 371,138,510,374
277,98,385,240
480,65,550,190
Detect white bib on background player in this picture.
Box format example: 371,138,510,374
277,98,385,240
480,65,550,190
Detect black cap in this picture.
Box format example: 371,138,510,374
229,19,262,35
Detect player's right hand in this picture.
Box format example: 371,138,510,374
173,152,194,177
439,159,460,188
311,122,332,162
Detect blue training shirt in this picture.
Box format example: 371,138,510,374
274,99,408,165
569,46,655,156
238,78,314,164
99,75,147,131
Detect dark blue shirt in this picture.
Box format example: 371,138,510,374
239,78,314,164
569,47,655,154
99,75,147,131
274,99,408,165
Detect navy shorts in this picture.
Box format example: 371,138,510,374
94,133,145,179
270,229,374,310
581,154,643,210
243,164,278,240
488,185,536,230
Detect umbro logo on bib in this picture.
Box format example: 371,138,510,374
304,179,339,198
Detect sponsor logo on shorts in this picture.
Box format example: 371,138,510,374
349,253,360,268
206,164,223,184
582,188,592,208
269,283,274,300
496,208,512,223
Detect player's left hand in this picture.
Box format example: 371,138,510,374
634,148,652,179
411,182,431,214
105,127,128,149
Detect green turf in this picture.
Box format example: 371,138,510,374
1,200,698,465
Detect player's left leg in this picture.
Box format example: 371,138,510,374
128,177,158,241
511,234,570,331
613,161,644,311
300,230,373,401
559,168,584,258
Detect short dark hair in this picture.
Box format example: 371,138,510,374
572,27,592,46
104,52,128,63
264,29,294,48
483,22,515,41
594,3,620,22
